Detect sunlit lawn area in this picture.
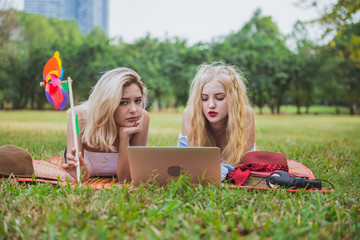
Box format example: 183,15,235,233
0,110,359,239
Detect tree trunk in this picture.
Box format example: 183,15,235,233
349,105,355,115
276,97,282,114
30,95,34,109
174,97,180,108
270,105,275,114
157,96,162,110
335,106,340,115
297,104,301,115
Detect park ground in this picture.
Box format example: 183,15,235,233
0,110,359,239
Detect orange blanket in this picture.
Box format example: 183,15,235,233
4,156,332,193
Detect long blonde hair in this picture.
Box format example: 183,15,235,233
187,62,250,165
74,67,146,152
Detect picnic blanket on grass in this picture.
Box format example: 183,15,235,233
3,156,333,193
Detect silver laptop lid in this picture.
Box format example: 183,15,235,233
128,146,221,186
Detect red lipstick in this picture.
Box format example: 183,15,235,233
127,117,137,122
208,111,217,117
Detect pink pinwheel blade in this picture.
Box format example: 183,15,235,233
45,83,64,109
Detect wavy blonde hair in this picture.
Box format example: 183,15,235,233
187,62,250,165
73,67,146,152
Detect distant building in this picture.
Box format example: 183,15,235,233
24,0,108,35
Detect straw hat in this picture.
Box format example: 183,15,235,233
226,151,289,187
241,151,288,177
0,145,34,178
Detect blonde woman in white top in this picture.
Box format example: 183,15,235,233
62,67,150,182
178,62,258,169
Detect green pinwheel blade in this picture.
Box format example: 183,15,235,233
75,114,79,136
61,82,69,92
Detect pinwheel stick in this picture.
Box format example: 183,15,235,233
67,77,81,183
39,77,80,183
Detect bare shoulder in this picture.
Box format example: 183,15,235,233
142,109,150,117
181,107,192,135
142,109,150,124
246,106,254,114
67,108,85,124
75,108,86,121
246,106,255,122
245,106,256,151
183,107,191,119
69,108,86,128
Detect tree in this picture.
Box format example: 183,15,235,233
315,45,347,113
299,0,360,114
157,38,206,107
70,27,114,102
304,0,360,36
1,11,56,109
288,21,318,114
331,22,360,114
219,9,292,114
119,35,171,109
14,12,86,109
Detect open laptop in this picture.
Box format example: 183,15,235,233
128,146,221,186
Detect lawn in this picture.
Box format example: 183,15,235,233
0,110,359,239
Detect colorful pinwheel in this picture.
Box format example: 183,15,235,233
42,51,69,110
40,52,81,183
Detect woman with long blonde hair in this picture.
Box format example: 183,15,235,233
178,62,258,173
62,67,150,182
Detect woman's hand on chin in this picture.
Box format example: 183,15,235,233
119,114,144,138
62,147,90,182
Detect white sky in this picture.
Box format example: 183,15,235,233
7,0,329,44
108,0,326,44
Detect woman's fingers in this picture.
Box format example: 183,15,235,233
62,148,90,182
66,154,77,162
63,148,81,170
77,151,85,164
74,151,90,181
62,160,77,170
135,114,144,129
118,113,146,138
131,114,144,131
71,147,77,157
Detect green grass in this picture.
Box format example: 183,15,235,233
254,104,352,115
1,110,360,239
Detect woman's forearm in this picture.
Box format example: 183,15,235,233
117,135,131,182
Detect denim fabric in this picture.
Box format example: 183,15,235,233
177,134,188,147
221,164,234,181
247,143,257,153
